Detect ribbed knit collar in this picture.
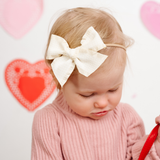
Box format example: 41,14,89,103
52,90,77,116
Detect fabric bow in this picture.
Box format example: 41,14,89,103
46,26,108,87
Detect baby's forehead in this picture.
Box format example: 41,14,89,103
70,63,124,90
99,47,126,66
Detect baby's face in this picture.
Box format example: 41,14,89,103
61,60,125,120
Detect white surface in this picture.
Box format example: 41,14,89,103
0,0,160,159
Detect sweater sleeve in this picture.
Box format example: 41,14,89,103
122,104,160,160
31,105,63,160
132,133,160,160
121,104,145,160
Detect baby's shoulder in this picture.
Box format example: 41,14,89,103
118,102,143,125
118,102,138,114
33,103,59,123
32,103,60,138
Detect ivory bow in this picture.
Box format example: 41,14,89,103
46,26,108,87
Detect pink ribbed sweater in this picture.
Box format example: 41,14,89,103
31,91,160,160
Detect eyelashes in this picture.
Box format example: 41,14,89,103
109,88,118,92
80,88,119,98
80,93,94,97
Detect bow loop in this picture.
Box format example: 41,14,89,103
81,26,106,51
46,26,108,87
46,34,70,59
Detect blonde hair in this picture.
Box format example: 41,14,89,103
45,7,133,89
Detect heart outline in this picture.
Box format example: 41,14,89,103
5,59,56,111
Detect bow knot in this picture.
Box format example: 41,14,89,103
66,48,77,61
46,26,108,87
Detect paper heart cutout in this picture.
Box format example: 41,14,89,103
140,1,160,39
0,0,43,39
5,59,56,111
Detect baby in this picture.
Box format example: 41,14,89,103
31,7,160,160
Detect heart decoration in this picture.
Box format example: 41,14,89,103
140,1,160,39
0,0,43,39
5,59,56,111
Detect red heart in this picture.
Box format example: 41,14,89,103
5,59,56,111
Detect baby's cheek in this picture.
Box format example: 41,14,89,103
77,105,91,115
110,94,121,107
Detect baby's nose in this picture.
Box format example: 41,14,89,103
94,94,108,109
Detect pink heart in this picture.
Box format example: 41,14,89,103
140,1,160,39
0,0,43,39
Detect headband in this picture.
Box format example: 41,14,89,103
46,26,126,87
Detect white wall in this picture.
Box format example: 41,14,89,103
0,0,160,159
